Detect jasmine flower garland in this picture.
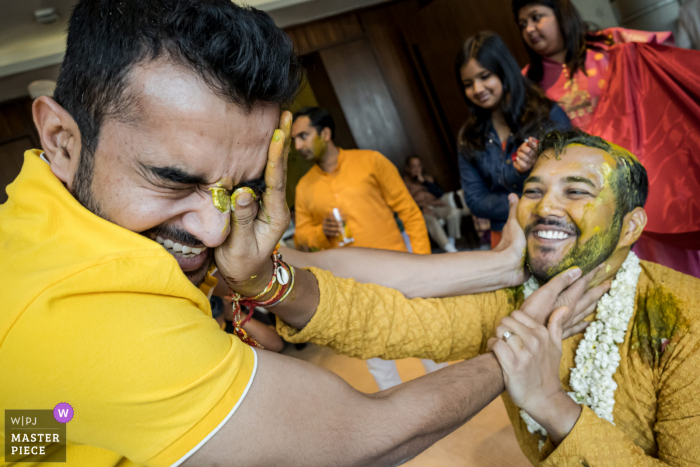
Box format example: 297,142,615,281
519,251,642,448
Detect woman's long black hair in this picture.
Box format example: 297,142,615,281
512,0,611,83
455,31,556,160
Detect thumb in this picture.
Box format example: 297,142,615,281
229,187,259,244
506,194,519,223
547,306,567,351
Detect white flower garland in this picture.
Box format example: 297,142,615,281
519,251,642,448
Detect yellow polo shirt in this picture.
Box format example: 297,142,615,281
0,150,256,466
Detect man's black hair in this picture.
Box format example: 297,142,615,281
538,128,648,218
54,0,303,159
292,107,335,139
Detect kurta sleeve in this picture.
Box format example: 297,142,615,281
541,322,700,466
372,152,431,255
293,181,331,251
276,267,518,362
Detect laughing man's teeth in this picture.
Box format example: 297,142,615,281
164,239,174,249
192,248,202,255
182,245,192,254
156,236,164,244
537,230,571,240
173,243,183,252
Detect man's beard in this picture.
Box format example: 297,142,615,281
525,215,622,284
72,146,109,221
72,147,214,287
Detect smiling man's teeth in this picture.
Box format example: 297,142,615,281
173,243,183,252
537,230,571,240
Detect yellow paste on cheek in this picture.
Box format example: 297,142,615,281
209,187,231,213
311,135,327,158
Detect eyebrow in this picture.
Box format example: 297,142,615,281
141,163,266,192
233,176,267,193
141,163,208,186
523,175,542,185
565,176,597,188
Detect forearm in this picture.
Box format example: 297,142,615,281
270,268,319,329
367,353,504,465
194,349,504,467
280,246,520,298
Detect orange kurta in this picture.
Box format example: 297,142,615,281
294,148,430,254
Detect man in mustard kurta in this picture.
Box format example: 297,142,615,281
277,130,700,466
292,106,430,254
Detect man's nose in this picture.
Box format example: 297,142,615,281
294,138,303,151
181,200,230,248
535,192,566,218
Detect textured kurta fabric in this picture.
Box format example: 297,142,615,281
279,262,700,465
294,148,430,254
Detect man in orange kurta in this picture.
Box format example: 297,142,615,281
291,107,437,391
291,107,430,255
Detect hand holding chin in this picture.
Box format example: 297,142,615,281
488,308,581,445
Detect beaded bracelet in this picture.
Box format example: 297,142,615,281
226,251,295,347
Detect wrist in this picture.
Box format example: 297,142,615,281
227,259,274,297
526,390,581,446
494,249,525,287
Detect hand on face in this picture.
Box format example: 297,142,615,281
519,264,610,339
215,111,293,296
493,194,529,286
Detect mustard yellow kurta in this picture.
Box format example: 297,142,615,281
278,262,700,466
294,148,430,254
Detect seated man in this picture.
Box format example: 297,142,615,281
276,129,700,465
403,155,462,253
0,1,599,465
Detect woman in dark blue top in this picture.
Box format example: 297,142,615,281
455,31,570,247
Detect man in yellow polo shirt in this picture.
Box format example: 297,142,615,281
0,1,594,466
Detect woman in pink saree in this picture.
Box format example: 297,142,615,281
513,0,700,278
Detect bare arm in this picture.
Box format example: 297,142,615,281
185,349,504,467
281,194,528,299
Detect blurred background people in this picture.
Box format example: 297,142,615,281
291,106,444,390
455,31,570,249
514,0,700,277
291,106,430,255
403,155,462,253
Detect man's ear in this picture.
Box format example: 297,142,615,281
32,96,82,186
321,127,332,142
617,207,647,248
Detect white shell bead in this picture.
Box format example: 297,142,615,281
276,266,290,285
